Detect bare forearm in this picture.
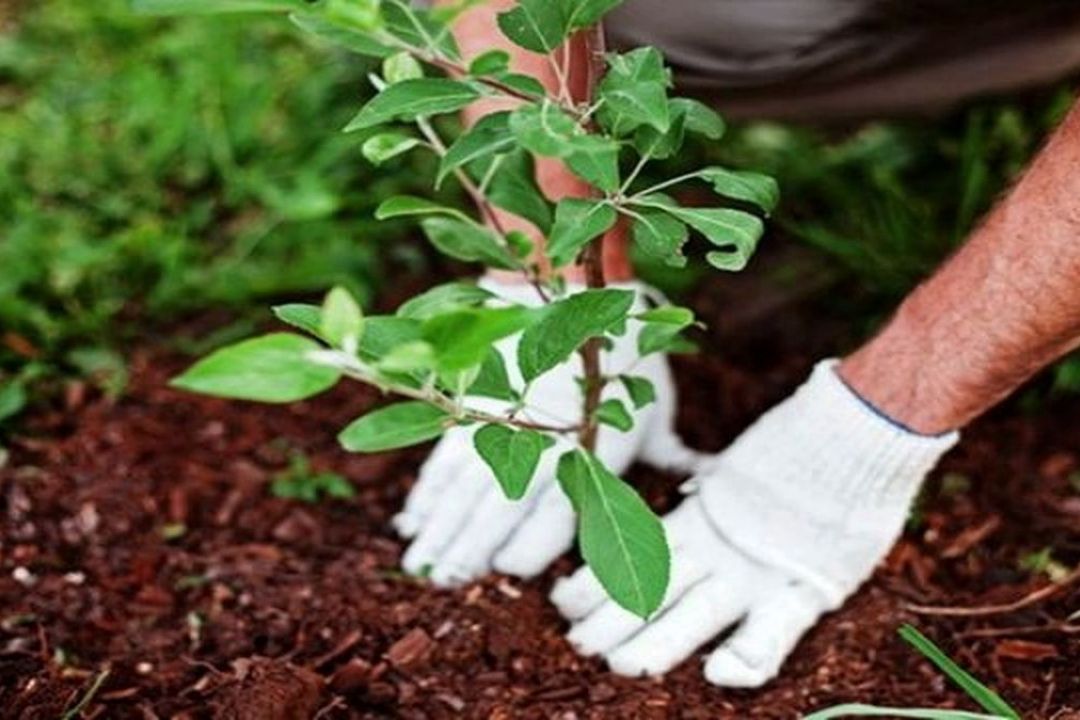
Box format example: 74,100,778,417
841,101,1080,434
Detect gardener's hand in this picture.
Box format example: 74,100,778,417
393,277,705,587
552,360,959,687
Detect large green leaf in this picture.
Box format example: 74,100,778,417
359,316,424,361
362,133,422,165
338,401,451,452
638,198,764,272
171,334,340,403
468,348,517,401
563,0,625,29
517,289,634,381
397,282,494,320
273,304,324,340
474,424,556,499
547,199,617,267
619,375,656,409
697,167,780,214
438,112,514,187
423,306,538,371
565,138,620,193
496,0,570,53
598,48,671,134
636,305,696,356
510,103,620,192
419,217,519,269
478,150,553,233
133,0,303,14
344,79,479,132
630,204,688,268
556,450,669,618
672,97,725,140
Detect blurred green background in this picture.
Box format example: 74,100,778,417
1,0,1077,436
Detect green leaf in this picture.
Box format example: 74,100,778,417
171,334,340,403
468,348,517,401
323,0,381,29
375,195,471,223
510,103,620,192
633,107,686,160
547,199,617,267
637,305,696,356
480,151,553,233
382,51,424,83
556,450,669,618
344,79,479,132
698,167,780,214
338,401,451,452
0,381,28,423
290,12,395,59
381,0,460,59
619,375,656,409
474,424,556,499
420,217,519,269
491,72,546,98
518,289,634,382
598,48,671,134
565,138,620,193
563,0,625,29
805,705,1007,720
673,98,725,140
321,286,364,351
639,199,764,272
438,112,514,187
899,625,1020,720
469,49,510,75
496,0,570,54
424,306,538,371
133,0,301,14
376,340,436,373
596,398,633,432
397,282,494,320
273,304,324,339
359,316,424,361
362,133,422,165
630,204,688,268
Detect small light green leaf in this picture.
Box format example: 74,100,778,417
321,287,364,351
133,0,302,14
397,282,494,320
323,0,381,29
510,101,582,156
672,98,725,140
474,425,556,499
438,112,514,187
630,204,688,268
697,167,780,214
469,49,510,75
424,306,538,371
338,401,451,452
518,289,634,382
596,398,633,432
171,334,340,403
496,0,570,54
556,450,669,618
375,195,471,223
547,199,617,267
290,12,395,59
598,48,671,134
273,304,324,339
382,52,425,84
637,306,696,356
344,79,479,132
377,340,436,373
619,375,656,409
478,151,553,233
468,348,517,401
362,133,422,166
420,217,519,269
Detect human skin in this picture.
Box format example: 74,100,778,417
440,0,1080,434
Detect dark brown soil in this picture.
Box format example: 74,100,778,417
2,283,1079,719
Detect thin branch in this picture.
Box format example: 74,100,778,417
907,566,1080,618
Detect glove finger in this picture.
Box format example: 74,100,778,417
400,464,486,580
704,581,827,688
565,556,710,657
605,576,752,678
493,482,575,578
393,432,471,538
427,479,538,587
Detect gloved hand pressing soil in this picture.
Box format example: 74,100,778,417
553,360,958,687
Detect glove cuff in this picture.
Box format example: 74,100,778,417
698,359,958,606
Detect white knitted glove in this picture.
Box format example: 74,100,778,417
552,360,958,687
394,277,705,587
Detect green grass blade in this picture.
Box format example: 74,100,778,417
898,625,1020,720
805,704,1008,720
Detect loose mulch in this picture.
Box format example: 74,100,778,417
2,280,1079,719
